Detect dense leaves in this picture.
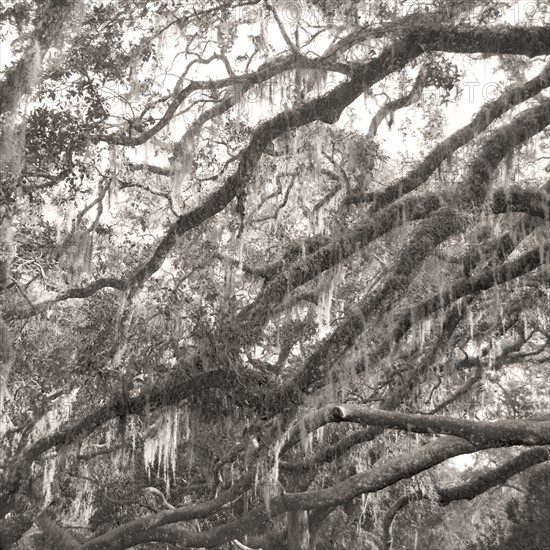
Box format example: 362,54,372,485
0,1,549,549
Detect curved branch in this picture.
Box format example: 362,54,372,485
58,410,550,550
381,446,550,549
3,277,129,321
368,73,423,136
346,59,550,209
236,192,446,342
331,405,550,446
1,368,263,506
388,243,550,348
492,185,550,220
422,363,483,415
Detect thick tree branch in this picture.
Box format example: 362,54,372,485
262,206,465,417
381,446,550,549
388,243,550,349
82,435,479,550
492,185,550,219
331,405,550,446
346,59,550,209
236,192,446,342
42,409,550,550
0,369,263,507
7,25,549,324
35,512,82,550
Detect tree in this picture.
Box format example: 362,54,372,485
1,1,549,548
482,462,550,550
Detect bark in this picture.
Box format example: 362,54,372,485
287,511,310,550
331,405,550,446
461,214,543,276
462,97,550,206
492,185,550,220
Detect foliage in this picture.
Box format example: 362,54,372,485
1,1,549,549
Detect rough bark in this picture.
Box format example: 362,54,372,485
287,510,310,550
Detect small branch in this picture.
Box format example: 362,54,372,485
368,73,423,136
76,444,123,461
265,0,300,54
119,179,179,216
145,487,176,510
421,363,482,415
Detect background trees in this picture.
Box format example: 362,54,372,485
1,1,549,548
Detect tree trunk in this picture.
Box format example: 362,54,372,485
287,511,310,550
